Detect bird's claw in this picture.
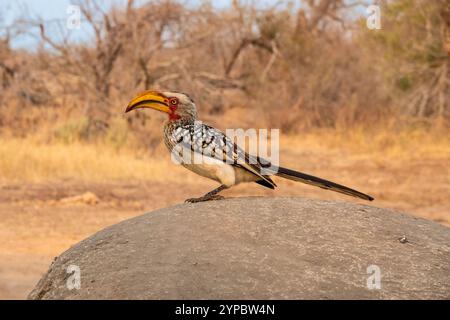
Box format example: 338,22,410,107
185,195,225,203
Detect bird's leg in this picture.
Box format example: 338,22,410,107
185,185,228,203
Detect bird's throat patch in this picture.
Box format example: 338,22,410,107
169,106,181,121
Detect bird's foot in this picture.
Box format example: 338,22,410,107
185,195,225,203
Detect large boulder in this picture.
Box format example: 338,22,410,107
29,197,449,300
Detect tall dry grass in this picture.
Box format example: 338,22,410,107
283,125,450,159
1,126,448,184
0,137,186,183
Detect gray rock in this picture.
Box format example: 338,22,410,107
28,197,450,300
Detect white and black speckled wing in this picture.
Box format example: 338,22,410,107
166,123,276,188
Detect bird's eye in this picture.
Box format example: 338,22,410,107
170,98,178,105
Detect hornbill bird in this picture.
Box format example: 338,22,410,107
125,90,374,203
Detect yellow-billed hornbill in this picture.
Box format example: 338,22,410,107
125,90,374,203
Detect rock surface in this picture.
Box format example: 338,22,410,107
29,197,450,300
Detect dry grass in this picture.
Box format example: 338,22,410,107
1,127,448,184
0,137,190,184
283,126,450,159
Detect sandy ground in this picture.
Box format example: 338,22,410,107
1,146,449,299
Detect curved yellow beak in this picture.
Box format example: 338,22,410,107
125,91,170,114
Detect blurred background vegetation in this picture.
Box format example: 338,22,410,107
0,0,448,147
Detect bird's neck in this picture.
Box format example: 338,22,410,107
165,117,195,130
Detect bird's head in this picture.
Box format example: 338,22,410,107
125,90,197,122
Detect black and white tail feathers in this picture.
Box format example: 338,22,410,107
275,166,374,201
